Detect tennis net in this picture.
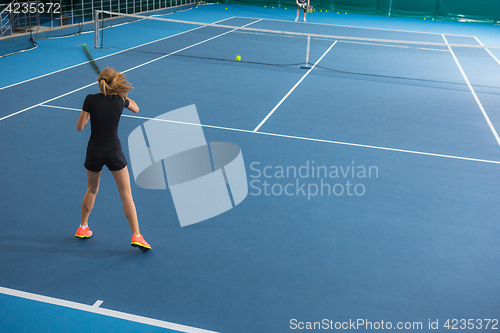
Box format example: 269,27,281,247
95,10,500,92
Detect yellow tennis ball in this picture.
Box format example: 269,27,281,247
236,55,241,61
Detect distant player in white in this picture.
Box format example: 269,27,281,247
295,0,310,22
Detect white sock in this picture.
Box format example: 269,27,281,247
135,234,141,237
80,225,88,229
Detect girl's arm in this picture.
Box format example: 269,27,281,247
126,98,139,113
76,110,90,131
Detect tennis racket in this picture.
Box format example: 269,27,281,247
82,44,100,75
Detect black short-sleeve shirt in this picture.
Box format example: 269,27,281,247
82,93,129,152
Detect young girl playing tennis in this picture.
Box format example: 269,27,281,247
75,67,151,251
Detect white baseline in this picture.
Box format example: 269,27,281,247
0,286,218,333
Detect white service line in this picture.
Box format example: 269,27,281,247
0,16,237,91
0,286,217,333
0,18,260,122
40,104,500,165
442,34,500,148
252,40,338,132
473,36,500,67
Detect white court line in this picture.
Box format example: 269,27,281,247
473,36,500,67
40,104,500,165
92,300,104,307
0,83,98,122
252,40,338,132
0,16,237,91
120,19,262,75
0,286,217,333
442,34,500,148
0,60,92,92
0,18,261,122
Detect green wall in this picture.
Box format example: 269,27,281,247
214,0,500,24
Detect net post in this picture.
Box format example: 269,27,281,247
306,35,310,67
301,35,311,69
94,10,100,48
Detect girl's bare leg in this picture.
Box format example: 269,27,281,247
111,166,140,235
81,170,101,226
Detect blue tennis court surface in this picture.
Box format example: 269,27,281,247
1,3,500,332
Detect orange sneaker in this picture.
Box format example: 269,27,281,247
131,235,151,251
75,226,93,238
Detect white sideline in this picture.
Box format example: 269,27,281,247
0,286,217,333
443,34,500,148
474,36,500,67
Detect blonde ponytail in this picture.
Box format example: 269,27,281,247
98,67,133,100
99,77,108,96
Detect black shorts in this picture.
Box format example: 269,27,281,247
84,149,127,172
